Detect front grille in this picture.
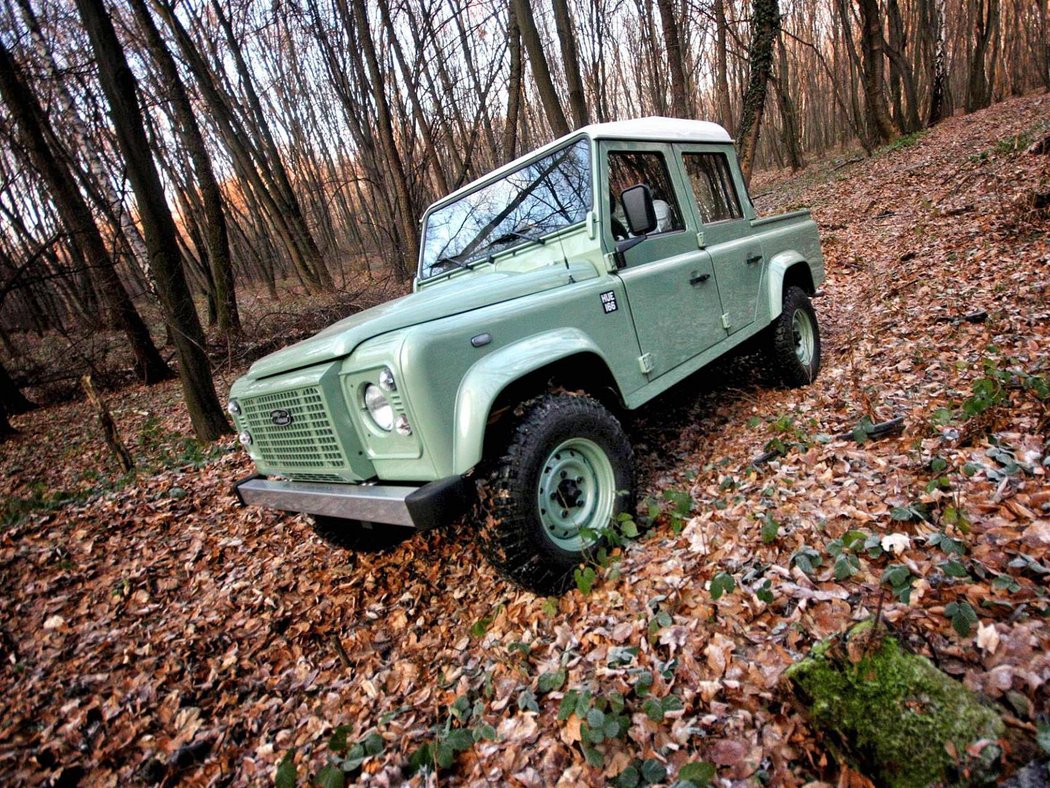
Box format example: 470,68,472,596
240,387,348,477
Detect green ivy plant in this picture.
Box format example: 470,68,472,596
574,511,643,594
406,693,496,777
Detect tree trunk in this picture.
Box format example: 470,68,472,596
656,0,690,117
0,38,172,385
857,0,900,143
638,0,667,115
966,0,999,112
347,0,420,281
504,0,524,160
513,0,571,136
1041,0,1050,91
885,0,921,132
737,0,780,183
923,0,949,125
551,0,590,127
714,0,733,132
775,32,805,171
129,0,240,335
76,0,230,441
835,0,876,152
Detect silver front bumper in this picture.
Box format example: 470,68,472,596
236,478,415,525
234,475,472,530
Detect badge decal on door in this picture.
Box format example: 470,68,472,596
600,291,618,314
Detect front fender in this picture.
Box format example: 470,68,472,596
765,250,809,319
451,328,612,474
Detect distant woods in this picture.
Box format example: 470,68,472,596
0,0,1047,438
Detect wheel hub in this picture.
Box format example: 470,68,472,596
792,308,814,366
555,477,583,509
537,438,616,551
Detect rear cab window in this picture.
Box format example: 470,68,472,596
673,144,758,245
681,152,743,223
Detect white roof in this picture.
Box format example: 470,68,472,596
582,117,732,144
429,117,732,211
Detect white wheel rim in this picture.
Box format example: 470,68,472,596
792,309,814,367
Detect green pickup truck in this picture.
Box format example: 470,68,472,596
229,118,824,593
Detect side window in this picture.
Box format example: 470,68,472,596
682,153,743,224
607,151,685,237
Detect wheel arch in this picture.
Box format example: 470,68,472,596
451,329,624,475
766,252,816,318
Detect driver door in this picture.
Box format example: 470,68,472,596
602,141,726,378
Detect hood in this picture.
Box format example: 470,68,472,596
246,262,597,379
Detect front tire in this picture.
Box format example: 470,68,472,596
766,285,822,387
308,515,412,553
477,394,635,595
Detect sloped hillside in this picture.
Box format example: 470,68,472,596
0,94,1047,785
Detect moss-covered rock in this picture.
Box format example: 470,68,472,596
784,622,1005,787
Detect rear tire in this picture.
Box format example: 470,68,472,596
308,515,412,553
477,393,634,595
765,285,821,387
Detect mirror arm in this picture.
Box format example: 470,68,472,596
613,235,647,269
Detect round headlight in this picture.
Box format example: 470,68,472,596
378,367,396,392
227,400,241,416
363,384,394,431
238,430,252,446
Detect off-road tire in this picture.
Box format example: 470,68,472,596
765,285,822,388
477,393,634,595
308,515,412,553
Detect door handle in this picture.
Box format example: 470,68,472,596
689,272,710,285
746,254,763,265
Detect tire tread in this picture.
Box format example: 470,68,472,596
477,393,634,594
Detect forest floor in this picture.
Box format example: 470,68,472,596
1,93,1048,786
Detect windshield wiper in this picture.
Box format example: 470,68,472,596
470,229,549,261
491,229,548,247
431,254,470,273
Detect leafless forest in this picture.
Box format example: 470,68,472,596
0,0,1047,435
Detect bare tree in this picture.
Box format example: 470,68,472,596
775,30,805,171
504,0,524,159
656,0,691,117
348,0,419,279
966,0,1000,111
513,0,570,136
714,0,734,131
75,0,229,441
921,0,949,125
885,0,921,132
128,0,239,334
552,0,590,127
737,0,780,182
0,37,173,384
857,0,900,143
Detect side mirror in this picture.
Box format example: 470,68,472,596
621,184,657,236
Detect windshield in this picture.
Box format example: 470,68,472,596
419,138,592,279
